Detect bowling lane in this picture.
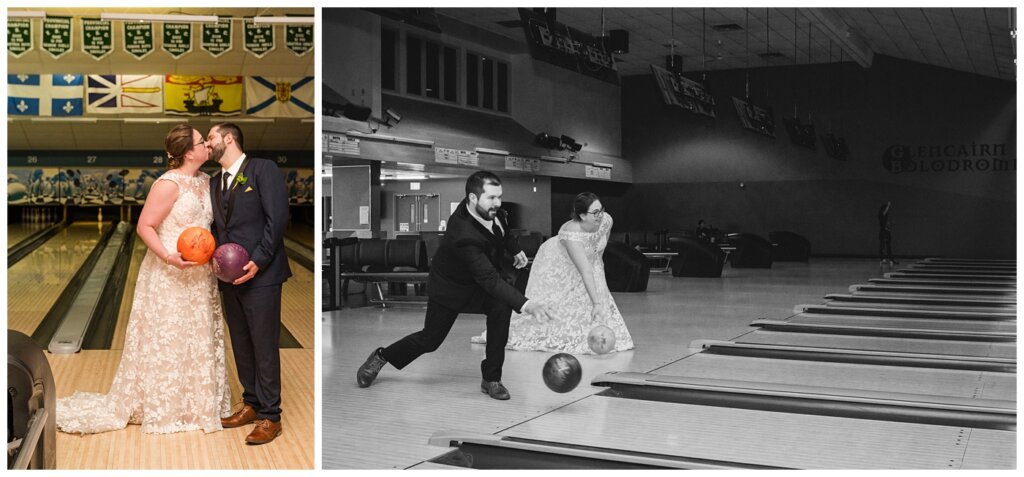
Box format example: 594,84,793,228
654,354,1015,401
735,330,1017,359
7,221,55,249
7,222,112,335
110,235,149,349
787,313,1017,333
281,257,314,348
495,396,1015,469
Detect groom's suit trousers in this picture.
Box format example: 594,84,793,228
222,284,282,422
383,295,512,382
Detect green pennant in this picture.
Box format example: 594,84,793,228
286,24,313,57
7,19,33,58
244,20,275,58
81,18,113,60
202,19,232,57
162,22,192,58
124,22,154,59
42,16,73,59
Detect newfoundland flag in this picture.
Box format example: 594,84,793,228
8,74,84,116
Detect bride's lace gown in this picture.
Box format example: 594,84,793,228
506,213,634,354
56,171,231,435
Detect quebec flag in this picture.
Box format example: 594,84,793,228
245,76,314,118
8,74,84,116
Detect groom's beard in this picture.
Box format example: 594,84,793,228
475,203,498,220
209,142,226,163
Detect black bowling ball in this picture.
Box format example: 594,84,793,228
542,353,582,393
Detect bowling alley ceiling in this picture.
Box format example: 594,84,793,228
7,8,314,151
434,8,1016,81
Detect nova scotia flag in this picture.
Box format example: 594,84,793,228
8,74,84,116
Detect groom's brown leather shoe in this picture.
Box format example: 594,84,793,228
245,419,282,445
356,347,387,388
480,380,510,400
221,404,257,428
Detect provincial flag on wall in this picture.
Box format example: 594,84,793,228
164,75,242,116
245,76,314,118
8,74,84,116
86,75,163,114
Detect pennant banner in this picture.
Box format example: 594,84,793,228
164,75,242,116
42,16,73,59
8,19,33,58
650,64,716,118
244,21,275,58
245,76,314,117
732,97,776,138
82,18,113,60
87,75,163,114
202,20,233,57
162,22,192,58
8,74,84,116
124,22,155,59
286,24,313,56
783,117,816,150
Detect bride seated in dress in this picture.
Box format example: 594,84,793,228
474,192,634,354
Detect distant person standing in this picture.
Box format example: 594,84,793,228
695,219,712,242
878,202,897,266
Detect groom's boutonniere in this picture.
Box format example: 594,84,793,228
234,172,248,188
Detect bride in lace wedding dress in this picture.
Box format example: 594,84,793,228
56,125,231,434
504,193,634,354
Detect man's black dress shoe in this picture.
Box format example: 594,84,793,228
357,348,387,388
480,380,510,400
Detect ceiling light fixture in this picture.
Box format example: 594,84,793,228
7,11,46,19
100,13,219,23
252,16,315,24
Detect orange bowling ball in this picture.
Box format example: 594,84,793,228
176,227,216,265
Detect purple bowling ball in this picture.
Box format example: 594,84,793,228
212,243,250,283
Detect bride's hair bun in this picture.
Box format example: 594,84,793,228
164,124,194,169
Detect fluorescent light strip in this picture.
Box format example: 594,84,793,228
100,13,219,23
346,131,434,147
253,16,315,24
30,117,97,123
474,147,510,156
8,11,46,19
122,118,180,124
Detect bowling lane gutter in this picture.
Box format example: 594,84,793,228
284,236,314,271
81,227,137,349
30,223,117,348
8,221,68,268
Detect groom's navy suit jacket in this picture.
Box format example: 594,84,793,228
210,156,292,290
427,199,527,313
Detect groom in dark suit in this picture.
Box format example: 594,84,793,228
357,171,550,400
207,122,292,444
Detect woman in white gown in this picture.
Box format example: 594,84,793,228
56,124,231,434
504,193,634,354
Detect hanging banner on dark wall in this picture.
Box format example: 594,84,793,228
162,22,192,58
8,19,34,58
286,24,313,56
244,20,275,58
650,64,716,118
783,117,816,150
822,133,847,159
732,97,775,138
202,20,233,57
517,8,618,85
124,22,155,59
81,18,113,60
42,16,73,59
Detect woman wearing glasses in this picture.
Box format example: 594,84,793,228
501,192,634,354
55,124,231,435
